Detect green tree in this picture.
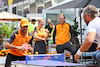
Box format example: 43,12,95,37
0,22,16,38
71,17,85,49
72,17,85,38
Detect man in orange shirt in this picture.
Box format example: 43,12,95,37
4,18,33,67
53,14,76,62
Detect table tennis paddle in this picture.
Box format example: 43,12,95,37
22,43,29,50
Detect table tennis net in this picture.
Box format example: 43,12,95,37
26,54,64,63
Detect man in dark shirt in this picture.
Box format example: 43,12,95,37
45,19,52,33
45,19,52,49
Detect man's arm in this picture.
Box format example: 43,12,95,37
74,32,96,62
5,41,17,49
4,32,16,49
45,29,49,41
69,25,74,42
5,41,26,51
4,31,26,50
53,26,57,48
4,41,21,49
53,26,56,44
80,32,96,52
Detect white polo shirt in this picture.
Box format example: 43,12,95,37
87,17,100,45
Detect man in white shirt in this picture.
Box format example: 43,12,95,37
74,5,100,64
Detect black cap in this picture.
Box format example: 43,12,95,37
32,19,36,21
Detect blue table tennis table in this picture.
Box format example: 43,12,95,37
11,54,85,67
11,60,85,67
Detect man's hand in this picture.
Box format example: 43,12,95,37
74,54,81,63
53,44,56,48
16,46,26,51
43,38,46,41
96,42,100,50
27,45,33,51
45,29,49,33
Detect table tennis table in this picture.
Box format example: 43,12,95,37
11,54,85,67
11,60,84,67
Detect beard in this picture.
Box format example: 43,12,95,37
22,29,27,33
85,21,89,26
84,18,89,26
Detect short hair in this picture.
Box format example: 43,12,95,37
83,5,98,18
38,19,44,23
32,19,36,21
47,19,51,21
59,14,65,19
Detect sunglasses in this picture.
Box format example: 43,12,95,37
23,26,28,27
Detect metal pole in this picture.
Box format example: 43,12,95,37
22,1,24,16
36,0,38,14
43,0,45,9
79,8,82,44
29,0,30,14
16,3,18,30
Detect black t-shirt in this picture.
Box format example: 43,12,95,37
45,25,52,33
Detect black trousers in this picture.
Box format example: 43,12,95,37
56,41,76,55
5,53,25,67
56,41,76,62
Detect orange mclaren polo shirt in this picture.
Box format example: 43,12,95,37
34,26,46,41
53,22,73,45
7,29,33,56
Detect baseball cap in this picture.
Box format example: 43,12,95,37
20,18,29,27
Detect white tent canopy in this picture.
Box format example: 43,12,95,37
0,11,26,21
47,0,100,10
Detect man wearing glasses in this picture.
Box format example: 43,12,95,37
53,14,76,63
4,18,33,67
